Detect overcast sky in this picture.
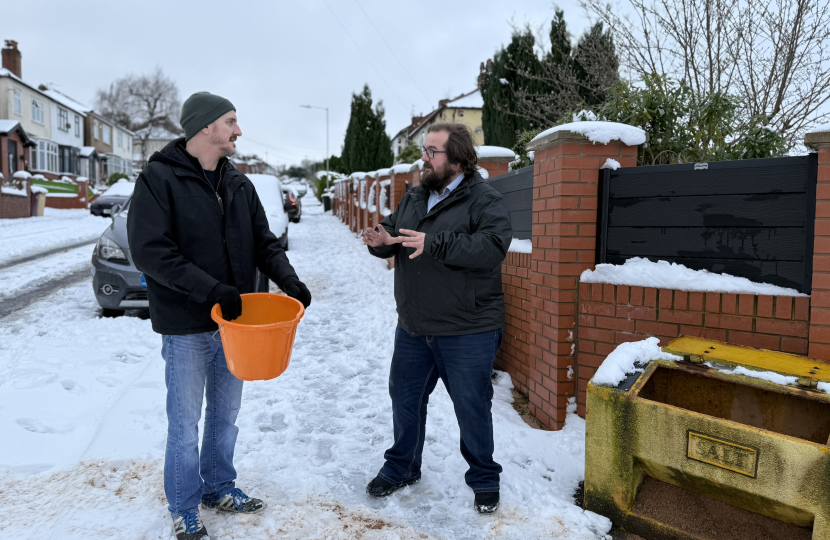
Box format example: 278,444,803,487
0,1,593,168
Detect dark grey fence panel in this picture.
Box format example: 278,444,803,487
489,165,533,240
597,154,818,293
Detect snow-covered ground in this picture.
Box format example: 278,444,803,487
0,208,109,265
0,196,609,540
0,244,94,300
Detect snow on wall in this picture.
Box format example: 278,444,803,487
375,168,391,177
379,179,392,216
509,238,532,253
411,159,424,171
476,146,516,160
807,123,830,133
390,164,412,174
367,182,377,213
592,337,682,387
1,187,27,197
476,166,489,179
601,158,621,170
531,121,646,147
581,258,807,297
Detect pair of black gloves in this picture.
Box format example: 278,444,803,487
208,278,311,321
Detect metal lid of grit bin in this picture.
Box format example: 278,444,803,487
663,336,830,387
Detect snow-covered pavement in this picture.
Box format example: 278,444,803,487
0,196,610,539
0,208,109,266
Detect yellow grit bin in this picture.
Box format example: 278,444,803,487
584,337,830,540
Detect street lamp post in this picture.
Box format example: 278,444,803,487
300,104,329,190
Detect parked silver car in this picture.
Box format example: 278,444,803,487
92,176,290,317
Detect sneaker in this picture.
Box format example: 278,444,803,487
202,487,266,514
365,475,420,498
474,491,500,514
172,511,208,540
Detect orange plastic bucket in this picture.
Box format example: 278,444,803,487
210,293,305,381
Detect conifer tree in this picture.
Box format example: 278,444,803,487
341,85,394,174
481,29,542,148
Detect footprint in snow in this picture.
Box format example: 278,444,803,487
96,376,121,387
12,372,58,390
16,418,73,434
258,413,288,432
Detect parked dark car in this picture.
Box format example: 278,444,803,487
282,185,302,223
92,176,288,317
90,180,134,216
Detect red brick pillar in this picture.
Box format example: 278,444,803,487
77,178,89,209
525,126,640,428
411,161,422,188
807,129,830,360
389,164,413,212
476,146,515,179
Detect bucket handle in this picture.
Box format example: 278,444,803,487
212,325,225,342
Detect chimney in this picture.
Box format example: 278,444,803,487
2,40,21,78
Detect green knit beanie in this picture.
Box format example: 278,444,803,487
180,91,236,141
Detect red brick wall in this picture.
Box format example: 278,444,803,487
496,252,533,395
479,159,511,179
810,145,830,360
574,283,810,416
44,179,88,209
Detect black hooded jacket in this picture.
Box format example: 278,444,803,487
127,138,297,335
368,172,512,336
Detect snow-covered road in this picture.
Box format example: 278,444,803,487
0,196,610,539
0,208,109,266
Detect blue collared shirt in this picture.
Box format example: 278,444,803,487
426,173,465,212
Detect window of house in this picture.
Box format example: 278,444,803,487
74,116,80,137
117,131,123,148
93,120,98,140
58,108,69,132
32,99,44,124
35,139,58,173
13,89,21,115
59,145,80,175
103,125,111,145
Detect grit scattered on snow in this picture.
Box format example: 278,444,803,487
0,195,611,540
0,208,109,265
530,121,646,147
509,238,532,254
581,257,807,297
592,338,682,387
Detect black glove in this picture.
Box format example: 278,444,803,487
207,283,242,321
281,277,312,308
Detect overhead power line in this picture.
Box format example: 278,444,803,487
352,0,432,108
321,0,410,110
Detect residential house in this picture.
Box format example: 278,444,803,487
85,111,132,184
39,86,87,181
0,41,62,180
0,119,34,181
392,90,484,158
133,125,181,171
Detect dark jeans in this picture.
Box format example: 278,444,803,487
378,326,503,493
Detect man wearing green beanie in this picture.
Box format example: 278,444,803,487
128,91,312,540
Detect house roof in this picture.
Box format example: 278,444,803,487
0,119,35,146
40,87,90,117
0,68,52,102
80,146,97,158
395,89,483,141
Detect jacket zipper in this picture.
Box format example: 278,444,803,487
199,161,226,216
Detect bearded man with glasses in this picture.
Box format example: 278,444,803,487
362,123,513,514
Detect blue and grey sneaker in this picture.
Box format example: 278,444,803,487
202,487,266,514
172,511,208,540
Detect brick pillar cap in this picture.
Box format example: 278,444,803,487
805,125,830,150
410,159,424,172
476,145,516,163
526,121,647,152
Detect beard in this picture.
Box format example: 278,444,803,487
210,128,237,157
421,162,454,192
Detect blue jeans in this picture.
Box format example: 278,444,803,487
162,332,244,517
378,326,503,493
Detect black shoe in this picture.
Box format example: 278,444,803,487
474,491,500,514
365,475,420,497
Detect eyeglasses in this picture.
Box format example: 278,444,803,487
422,147,447,159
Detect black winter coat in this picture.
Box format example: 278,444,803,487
127,138,297,335
368,172,512,336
